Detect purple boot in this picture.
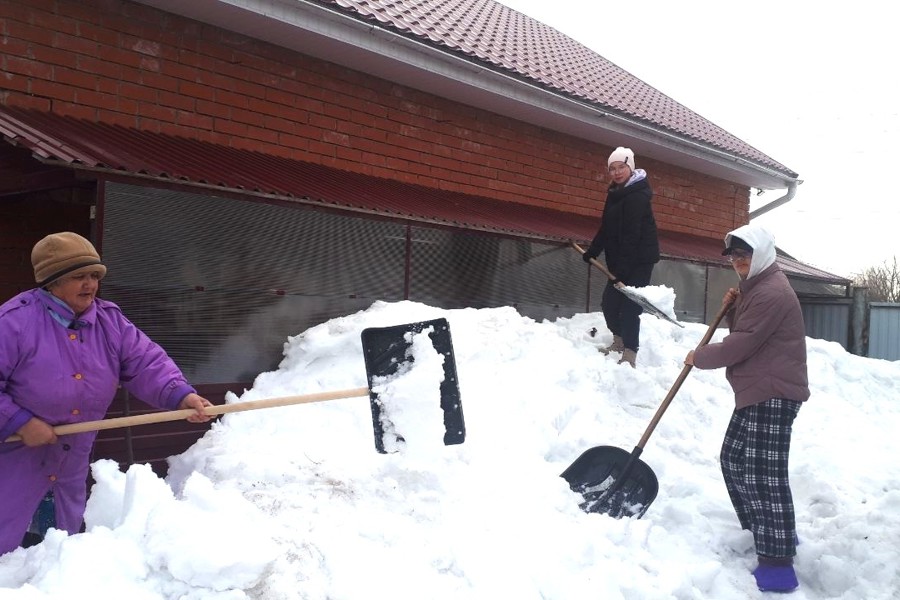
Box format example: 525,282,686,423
753,564,799,592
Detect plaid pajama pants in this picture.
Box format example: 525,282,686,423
720,397,802,558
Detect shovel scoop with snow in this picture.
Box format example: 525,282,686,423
571,241,683,328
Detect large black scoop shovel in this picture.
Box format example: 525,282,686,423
560,300,732,518
5,318,465,455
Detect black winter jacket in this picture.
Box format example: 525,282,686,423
585,175,660,281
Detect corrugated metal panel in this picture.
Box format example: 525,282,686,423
407,227,586,321
103,181,590,383
869,303,900,361
801,301,851,348
103,182,403,383
0,106,847,285
652,259,708,323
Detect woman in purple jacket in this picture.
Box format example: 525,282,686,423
0,232,214,556
685,223,809,593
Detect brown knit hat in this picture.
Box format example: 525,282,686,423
32,232,107,287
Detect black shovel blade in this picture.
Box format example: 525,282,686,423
361,318,466,454
560,445,658,519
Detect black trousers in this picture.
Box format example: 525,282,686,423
600,262,654,351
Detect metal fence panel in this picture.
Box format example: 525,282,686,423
800,300,851,349
652,259,708,324
408,227,586,320
868,303,900,361
103,182,406,384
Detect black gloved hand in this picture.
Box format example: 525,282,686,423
582,252,596,263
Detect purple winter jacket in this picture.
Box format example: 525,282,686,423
0,289,195,437
692,262,810,410
0,288,195,552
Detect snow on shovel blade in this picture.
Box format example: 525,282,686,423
360,318,465,454
618,287,684,329
570,241,683,328
560,445,658,519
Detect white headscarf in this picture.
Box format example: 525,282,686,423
724,223,776,279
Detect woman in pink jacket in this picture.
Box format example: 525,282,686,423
0,232,214,555
686,223,809,593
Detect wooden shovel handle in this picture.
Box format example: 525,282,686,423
4,386,370,443
571,241,620,283
635,299,734,449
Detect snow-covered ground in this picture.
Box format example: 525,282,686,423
2,297,898,599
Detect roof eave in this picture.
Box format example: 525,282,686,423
134,0,798,190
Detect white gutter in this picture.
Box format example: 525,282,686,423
749,180,799,219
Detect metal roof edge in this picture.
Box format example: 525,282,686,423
1,106,836,288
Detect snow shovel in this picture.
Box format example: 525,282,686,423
361,318,465,453
560,299,733,518
4,318,465,454
571,241,683,328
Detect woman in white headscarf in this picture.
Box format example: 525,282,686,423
686,223,809,593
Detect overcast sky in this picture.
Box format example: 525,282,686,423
497,0,900,277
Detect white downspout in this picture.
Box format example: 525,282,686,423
749,180,799,219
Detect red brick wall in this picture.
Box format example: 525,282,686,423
0,0,749,239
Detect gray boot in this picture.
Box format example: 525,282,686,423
618,348,637,368
599,335,624,355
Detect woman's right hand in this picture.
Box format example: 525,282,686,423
724,287,739,306
17,417,58,446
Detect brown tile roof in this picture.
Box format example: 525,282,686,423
323,0,794,175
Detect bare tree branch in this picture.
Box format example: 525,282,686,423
853,257,900,302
